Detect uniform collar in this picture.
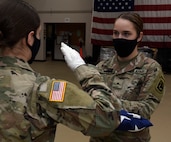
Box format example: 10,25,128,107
0,56,34,72
99,52,148,74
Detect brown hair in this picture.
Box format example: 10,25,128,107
115,12,143,36
0,0,40,48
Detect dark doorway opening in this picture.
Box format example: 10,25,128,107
46,23,56,60
45,23,86,60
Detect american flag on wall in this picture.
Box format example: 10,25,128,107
91,0,171,48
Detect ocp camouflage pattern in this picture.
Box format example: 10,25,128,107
75,52,165,142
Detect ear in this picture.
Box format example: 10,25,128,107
137,32,143,42
27,31,35,46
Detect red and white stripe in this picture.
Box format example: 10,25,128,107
91,0,171,48
51,82,65,102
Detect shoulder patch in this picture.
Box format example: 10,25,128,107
155,77,164,94
49,81,66,102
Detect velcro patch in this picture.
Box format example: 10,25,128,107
155,77,164,94
49,81,66,102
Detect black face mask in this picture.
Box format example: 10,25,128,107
113,38,137,57
27,35,40,64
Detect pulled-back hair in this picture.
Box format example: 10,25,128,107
115,12,143,36
0,0,40,48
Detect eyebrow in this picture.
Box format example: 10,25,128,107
113,29,131,33
123,30,131,33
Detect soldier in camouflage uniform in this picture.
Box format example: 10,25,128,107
61,12,165,142
0,0,126,141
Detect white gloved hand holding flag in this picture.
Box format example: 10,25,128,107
60,42,86,71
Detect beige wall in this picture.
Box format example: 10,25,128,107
26,0,92,11
25,0,93,60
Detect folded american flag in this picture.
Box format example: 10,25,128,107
117,110,153,132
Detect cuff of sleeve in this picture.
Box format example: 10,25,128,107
74,64,100,82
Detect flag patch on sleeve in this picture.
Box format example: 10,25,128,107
49,81,66,102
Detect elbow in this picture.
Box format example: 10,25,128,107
82,111,120,137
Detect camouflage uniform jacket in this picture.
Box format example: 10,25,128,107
0,56,121,142
74,52,165,142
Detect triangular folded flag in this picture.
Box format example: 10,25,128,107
117,110,153,132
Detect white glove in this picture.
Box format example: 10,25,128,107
60,42,86,71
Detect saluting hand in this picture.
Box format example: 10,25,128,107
60,42,85,71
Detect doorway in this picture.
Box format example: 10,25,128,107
45,23,56,60
45,23,86,60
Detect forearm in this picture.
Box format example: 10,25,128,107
74,65,122,110
45,104,120,136
38,80,120,137
120,97,159,119
120,65,165,118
